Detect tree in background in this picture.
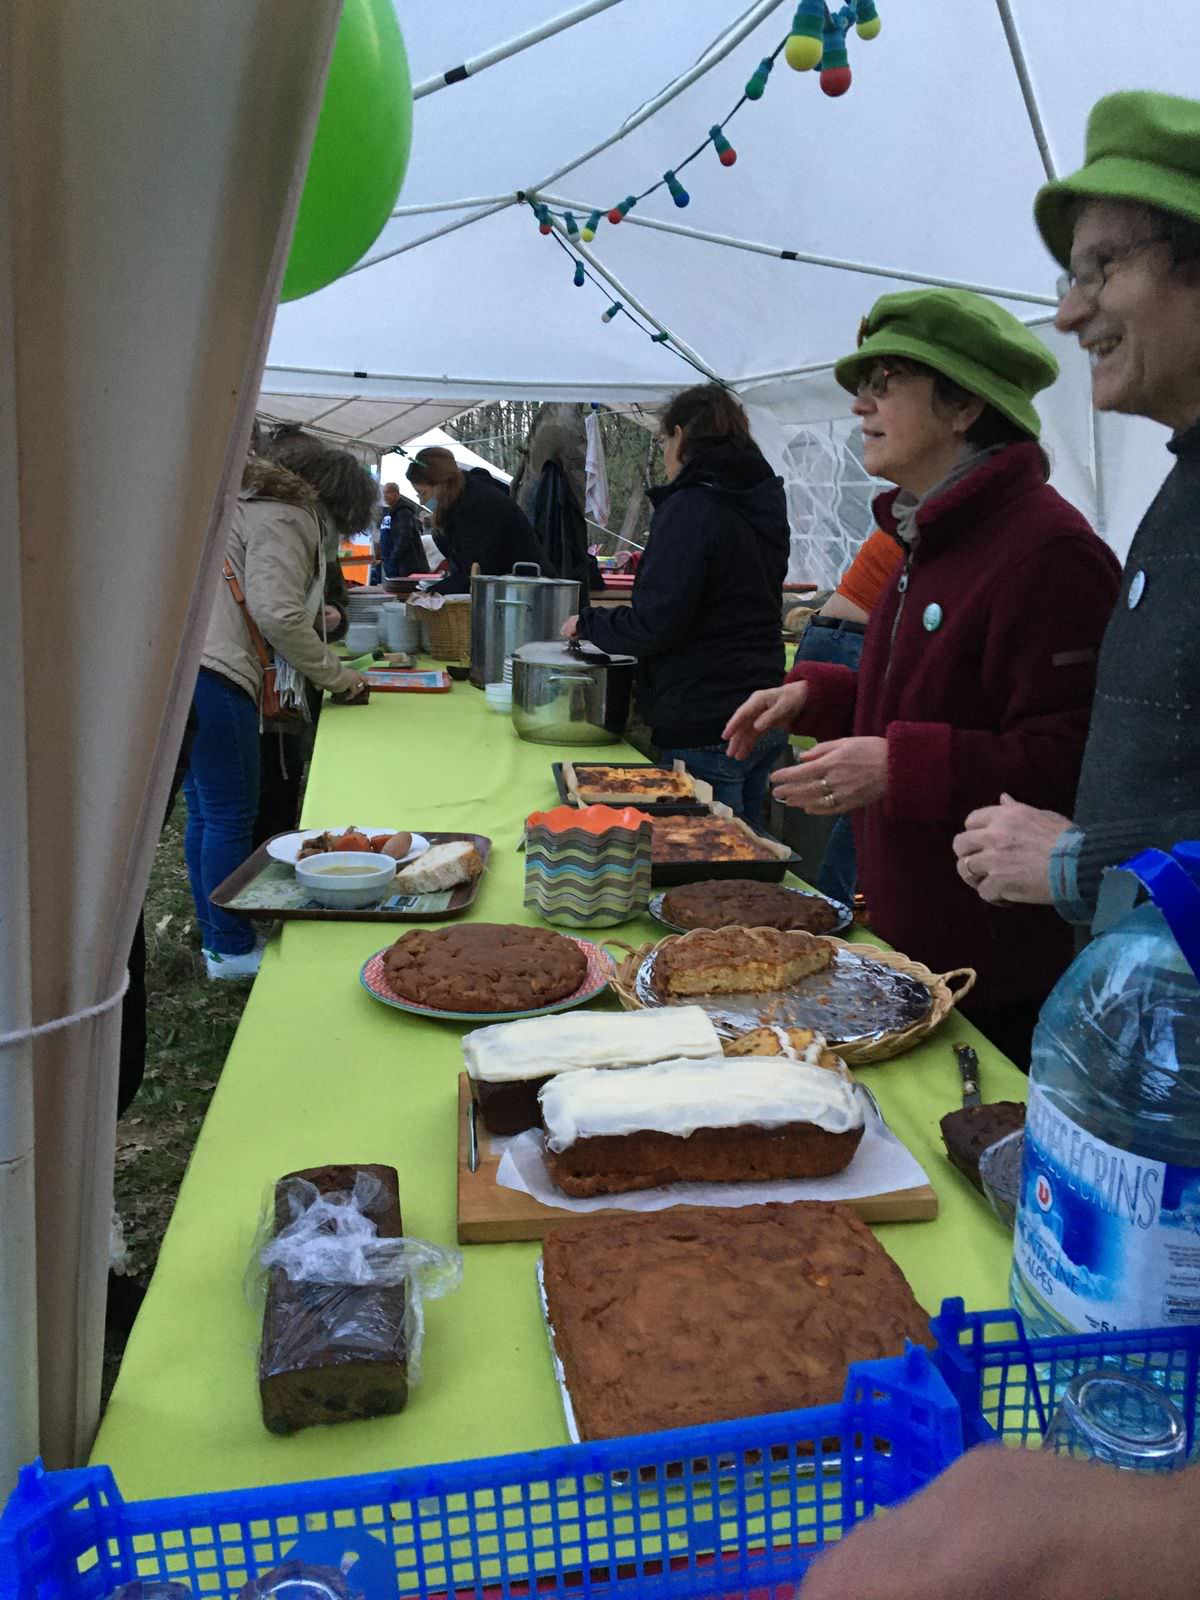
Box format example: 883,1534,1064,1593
447,402,658,557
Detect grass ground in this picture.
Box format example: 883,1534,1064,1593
103,803,251,1399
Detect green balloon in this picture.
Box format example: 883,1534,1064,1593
281,0,413,302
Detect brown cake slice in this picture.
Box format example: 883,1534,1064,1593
541,1203,932,1439
940,1102,1026,1192
656,926,834,997
724,1025,850,1077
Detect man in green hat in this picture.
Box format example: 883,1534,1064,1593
953,90,1200,929
806,91,1200,1600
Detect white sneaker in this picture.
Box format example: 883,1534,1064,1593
203,946,263,981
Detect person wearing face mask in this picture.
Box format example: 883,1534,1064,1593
405,445,547,593
954,92,1200,929
724,291,1121,1065
561,383,791,824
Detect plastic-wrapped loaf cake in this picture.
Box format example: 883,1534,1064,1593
259,1164,408,1434
464,1006,723,1134
539,1054,864,1197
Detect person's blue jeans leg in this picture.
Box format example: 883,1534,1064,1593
815,815,858,906
657,731,789,826
793,622,865,899
183,669,260,956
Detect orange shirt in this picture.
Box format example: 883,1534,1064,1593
836,528,903,615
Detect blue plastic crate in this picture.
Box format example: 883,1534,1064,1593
931,1297,1200,1452
1,1348,960,1600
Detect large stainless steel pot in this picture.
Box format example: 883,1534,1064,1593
511,640,635,746
469,564,580,687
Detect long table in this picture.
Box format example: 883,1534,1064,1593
91,682,1026,1499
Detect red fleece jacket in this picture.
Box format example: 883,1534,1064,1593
787,443,1121,1011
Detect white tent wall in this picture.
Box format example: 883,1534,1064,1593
265,0,1199,579
0,0,341,1483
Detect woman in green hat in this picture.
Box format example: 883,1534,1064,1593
725,287,1121,1065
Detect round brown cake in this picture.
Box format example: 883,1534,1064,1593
661,878,842,934
382,922,588,1013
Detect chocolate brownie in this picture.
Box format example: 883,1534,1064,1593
259,1163,408,1435
663,879,842,933
383,923,587,1013
541,1203,932,1439
939,1102,1026,1192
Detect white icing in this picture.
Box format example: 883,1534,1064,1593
539,1055,864,1152
462,1006,722,1084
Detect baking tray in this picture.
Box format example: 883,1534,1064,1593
649,820,800,887
553,761,712,816
648,887,854,938
633,943,932,1047
210,832,491,922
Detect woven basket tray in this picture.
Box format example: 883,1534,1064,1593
424,598,472,661
607,931,976,1067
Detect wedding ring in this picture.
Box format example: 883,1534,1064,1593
821,776,838,810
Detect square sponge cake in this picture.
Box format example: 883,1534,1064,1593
541,1202,931,1439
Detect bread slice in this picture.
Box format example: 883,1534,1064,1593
392,840,484,894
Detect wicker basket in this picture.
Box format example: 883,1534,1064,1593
423,597,472,661
607,931,976,1067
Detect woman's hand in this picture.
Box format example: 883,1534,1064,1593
770,737,887,814
334,673,371,705
723,681,809,759
953,794,1068,904
560,613,580,640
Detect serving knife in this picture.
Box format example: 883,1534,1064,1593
955,1044,981,1109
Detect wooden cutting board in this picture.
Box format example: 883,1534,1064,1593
455,1075,937,1243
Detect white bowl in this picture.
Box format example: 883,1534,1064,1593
267,829,429,866
484,686,513,714
294,850,396,909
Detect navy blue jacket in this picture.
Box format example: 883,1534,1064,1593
577,442,790,747
432,469,548,593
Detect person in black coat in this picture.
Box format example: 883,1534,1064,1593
378,481,428,579
563,384,791,823
405,446,548,593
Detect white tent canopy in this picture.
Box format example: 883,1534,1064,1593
265,0,1199,580
379,428,512,502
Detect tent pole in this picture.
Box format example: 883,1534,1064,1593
0,31,40,1492
531,0,788,193
391,195,516,217
414,0,627,99
555,222,725,383
538,192,1058,306
993,0,1058,182
352,198,515,274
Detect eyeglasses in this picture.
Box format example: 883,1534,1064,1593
1056,235,1167,303
854,362,917,399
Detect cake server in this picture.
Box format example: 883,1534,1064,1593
955,1044,981,1109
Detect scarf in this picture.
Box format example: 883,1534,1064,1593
891,444,1004,548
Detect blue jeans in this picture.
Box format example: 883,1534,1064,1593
794,621,866,902
183,668,260,955
658,731,789,826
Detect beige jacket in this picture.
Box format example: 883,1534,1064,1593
200,458,360,704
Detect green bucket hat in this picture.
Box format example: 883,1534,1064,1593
832,288,1057,439
1035,91,1200,268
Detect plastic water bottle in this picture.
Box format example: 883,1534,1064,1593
1011,844,1200,1339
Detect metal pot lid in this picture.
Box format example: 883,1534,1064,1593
471,565,577,590
514,640,636,667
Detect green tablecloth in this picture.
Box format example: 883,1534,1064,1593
92,682,1025,1499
